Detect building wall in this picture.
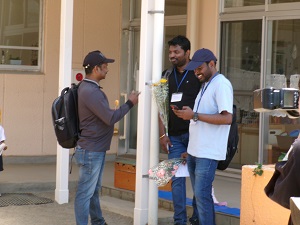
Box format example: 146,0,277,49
1,0,122,156
1,0,220,157
187,0,219,55
197,0,219,53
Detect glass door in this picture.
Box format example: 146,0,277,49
220,0,300,169
118,0,188,156
265,18,300,164
220,19,262,168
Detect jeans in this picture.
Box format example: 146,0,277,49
169,133,198,225
190,196,199,222
74,146,107,225
187,155,218,225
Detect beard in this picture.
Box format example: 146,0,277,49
170,58,187,68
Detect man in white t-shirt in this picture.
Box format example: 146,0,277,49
173,48,233,225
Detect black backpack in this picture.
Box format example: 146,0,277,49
217,104,239,170
51,82,81,149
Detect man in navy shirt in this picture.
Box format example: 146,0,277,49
74,50,139,225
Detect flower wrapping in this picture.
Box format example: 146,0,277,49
148,158,185,187
151,78,169,133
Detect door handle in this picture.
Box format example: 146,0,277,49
119,92,128,140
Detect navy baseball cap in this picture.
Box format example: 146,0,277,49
185,48,217,71
83,50,115,68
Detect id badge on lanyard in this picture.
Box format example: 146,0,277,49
171,92,183,102
171,69,187,103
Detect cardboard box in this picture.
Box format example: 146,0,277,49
114,161,172,192
253,89,263,111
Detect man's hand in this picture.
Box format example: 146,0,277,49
181,152,188,159
172,106,194,120
181,152,188,164
159,135,172,154
128,90,140,105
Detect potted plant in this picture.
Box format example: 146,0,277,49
9,56,22,65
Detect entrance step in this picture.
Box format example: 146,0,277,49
102,185,240,225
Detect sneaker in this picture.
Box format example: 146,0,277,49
189,218,199,225
0,193,2,197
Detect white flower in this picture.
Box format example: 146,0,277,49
151,78,169,133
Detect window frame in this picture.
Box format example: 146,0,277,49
220,0,300,13
219,0,300,166
0,0,43,72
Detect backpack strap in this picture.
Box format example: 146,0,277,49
162,67,173,80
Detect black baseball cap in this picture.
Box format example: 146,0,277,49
185,48,217,71
83,50,115,68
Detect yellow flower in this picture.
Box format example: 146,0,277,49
160,78,168,84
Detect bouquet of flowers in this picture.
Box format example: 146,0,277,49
148,158,185,187
151,78,169,133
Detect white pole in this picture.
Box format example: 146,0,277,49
55,0,74,204
134,0,155,224
148,0,165,224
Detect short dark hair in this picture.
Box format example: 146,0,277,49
84,65,95,75
168,35,191,52
205,61,217,67
84,63,105,75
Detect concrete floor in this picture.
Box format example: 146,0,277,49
0,156,241,225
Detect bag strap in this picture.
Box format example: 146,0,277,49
162,67,173,80
72,82,81,131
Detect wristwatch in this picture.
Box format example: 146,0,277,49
193,112,199,122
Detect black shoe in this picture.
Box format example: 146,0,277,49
189,218,199,225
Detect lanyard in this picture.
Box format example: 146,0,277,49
195,72,219,112
173,69,188,92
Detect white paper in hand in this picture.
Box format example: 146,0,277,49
175,163,189,177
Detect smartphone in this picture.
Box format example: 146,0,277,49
170,104,179,110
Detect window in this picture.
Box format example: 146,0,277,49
220,0,300,168
133,0,187,18
267,19,300,77
0,0,42,71
271,0,300,3
224,0,300,8
224,0,264,7
165,0,187,16
220,20,262,168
